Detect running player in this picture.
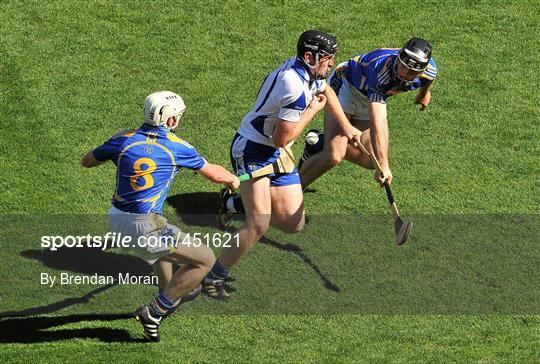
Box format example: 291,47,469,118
203,30,363,300
81,91,239,341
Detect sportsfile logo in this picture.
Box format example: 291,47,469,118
40,232,240,251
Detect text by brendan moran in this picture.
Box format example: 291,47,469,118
40,272,158,287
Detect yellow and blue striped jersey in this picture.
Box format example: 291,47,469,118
336,48,438,103
92,124,206,214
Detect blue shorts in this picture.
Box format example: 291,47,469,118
230,133,300,187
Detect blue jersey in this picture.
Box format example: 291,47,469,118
92,124,206,214
337,48,438,103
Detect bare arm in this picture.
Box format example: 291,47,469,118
272,94,327,148
198,162,240,190
415,81,435,111
368,101,392,185
81,151,107,168
323,86,362,144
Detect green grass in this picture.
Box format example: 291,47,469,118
1,316,538,362
1,0,539,362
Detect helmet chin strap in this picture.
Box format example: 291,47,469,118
303,53,325,81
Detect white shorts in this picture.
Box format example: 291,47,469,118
107,206,188,265
333,75,370,122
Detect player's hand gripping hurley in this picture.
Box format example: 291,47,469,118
238,146,296,182
222,147,295,207
354,142,412,245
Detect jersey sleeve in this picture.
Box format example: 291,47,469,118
277,73,306,122
367,88,388,103
366,62,388,104
419,58,438,86
174,142,207,170
92,136,124,162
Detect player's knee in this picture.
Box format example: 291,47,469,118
348,149,374,169
361,156,375,170
194,245,216,269
246,221,269,240
330,156,343,167
275,215,305,234
281,221,304,234
321,151,343,167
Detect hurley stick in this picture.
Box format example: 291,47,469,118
354,142,412,245
238,146,296,182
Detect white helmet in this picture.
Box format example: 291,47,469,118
143,91,186,130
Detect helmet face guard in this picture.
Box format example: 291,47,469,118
393,37,432,83
297,30,338,79
158,106,185,132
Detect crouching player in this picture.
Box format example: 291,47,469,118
81,91,239,341
299,37,438,188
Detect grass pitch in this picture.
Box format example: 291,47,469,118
1,0,539,362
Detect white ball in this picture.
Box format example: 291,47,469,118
305,131,319,145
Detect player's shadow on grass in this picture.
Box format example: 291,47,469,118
20,247,152,279
0,282,119,318
0,248,152,343
166,192,340,292
2,248,152,317
0,314,147,344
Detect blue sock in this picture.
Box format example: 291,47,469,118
148,292,175,317
205,260,230,282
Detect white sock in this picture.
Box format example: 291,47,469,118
172,297,182,308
